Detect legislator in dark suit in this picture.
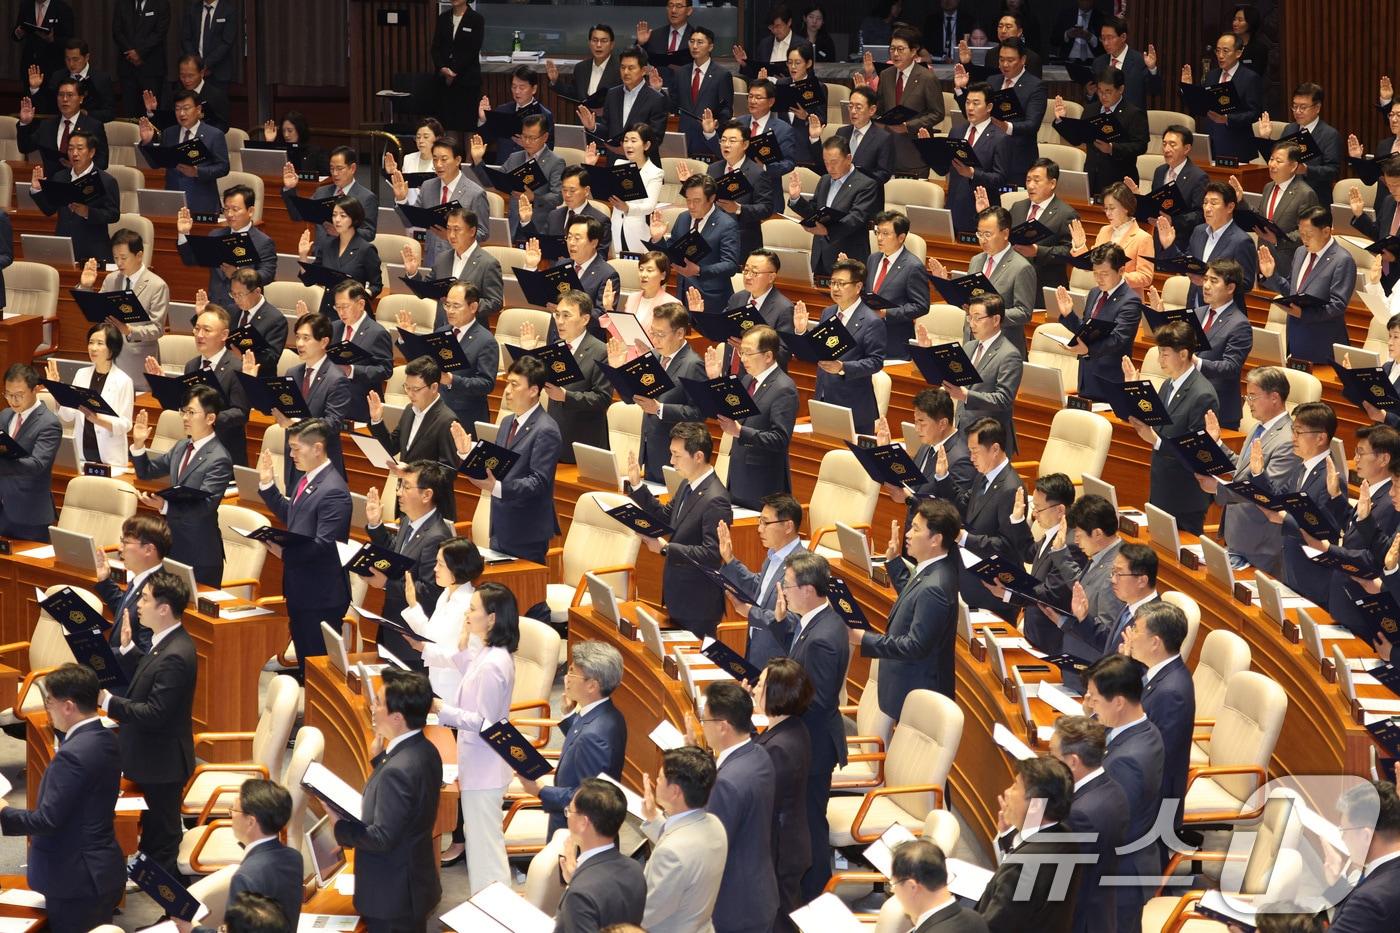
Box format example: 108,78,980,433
861,554,959,717
640,21,696,72
1005,520,1085,656
401,172,491,267
1192,64,1263,162
913,902,991,932
810,300,887,434
366,511,451,669
753,715,811,924
1326,846,1400,933
154,77,230,131
1323,480,1400,641
430,5,484,130
619,344,705,483
936,461,1025,617
1091,46,1161,111
867,246,931,361
966,71,1046,185
1051,4,1104,60
330,313,393,423
222,838,305,928
629,470,732,637
180,0,239,85
1076,99,1148,197
1104,718,1165,933
141,120,229,213
482,99,555,167
1148,367,1218,534
96,568,156,683
1192,300,1251,429
551,54,621,105
0,212,12,313
595,79,670,144
1256,175,1319,273
231,297,290,379
18,111,110,178
30,64,118,123
259,462,353,664
946,120,1009,235
105,625,197,880
1150,157,1208,247
489,406,561,565
1064,280,1143,401
726,365,797,509
11,0,72,77
1059,540,1125,661
1355,192,1400,294
546,332,612,463
113,0,171,116
874,62,945,176
1142,655,1196,814
30,164,119,263
1165,218,1258,311
977,823,1087,933
309,234,383,298
903,431,978,528
706,155,772,260
722,287,794,371
788,166,881,276
0,402,60,541
555,845,647,933
183,350,250,465
133,436,233,586
515,201,612,257
369,397,459,468
538,700,627,840
645,206,740,313
1065,769,1129,933
812,120,896,199
956,332,1024,455
283,359,352,483
670,59,733,156
1259,237,1356,364
180,224,278,316
0,712,124,931
708,739,779,933
706,112,798,214
1009,195,1079,299
435,318,498,430
333,730,443,930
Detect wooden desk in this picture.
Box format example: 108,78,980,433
0,875,45,932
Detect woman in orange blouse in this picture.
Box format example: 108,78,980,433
1069,181,1155,293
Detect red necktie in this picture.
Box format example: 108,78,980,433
895,71,905,106
440,181,450,206
10,412,21,438
345,322,355,345
1089,291,1108,318
750,120,760,138
293,474,309,502
1266,186,1281,221
177,440,195,479
966,125,976,149
302,366,314,398
59,118,71,151
873,257,891,292
1203,308,1218,333
1027,203,1040,223
1298,252,1318,288
984,254,995,277
505,416,520,446
691,66,702,105
668,29,679,53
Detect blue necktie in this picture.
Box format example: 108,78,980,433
1111,603,1132,648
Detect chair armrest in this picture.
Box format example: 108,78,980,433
510,717,560,729
194,783,251,825
1181,765,1268,823
546,546,563,582
850,784,944,843
183,763,269,813
500,795,543,833
187,817,234,874
509,701,555,748
18,666,59,724
809,522,869,552
1154,852,1239,897
254,595,287,608
839,704,858,716
1011,459,1040,476
192,731,257,747
1193,718,1216,728
571,565,636,607
0,640,30,662
823,870,890,892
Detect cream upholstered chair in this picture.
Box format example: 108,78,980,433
1028,324,1079,394
57,476,138,548
158,334,199,374
374,233,420,284
218,504,270,598
259,424,288,493
180,725,325,876
828,808,962,912
873,370,892,420
224,127,249,172
375,293,436,332
544,491,640,627
607,401,644,475
216,172,264,222
104,120,140,166
0,584,90,725
825,82,851,125
609,256,641,292
511,617,563,745
1160,274,1191,309
525,828,571,911
0,115,18,161
276,348,300,376
761,217,815,284
1039,143,1086,172
884,178,944,210
180,674,301,819
484,244,527,274
1138,346,1169,388
916,304,968,344
827,689,963,846
0,162,11,210
1190,629,1252,766
188,866,239,929
832,661,895,790
5,261,60,323
496,307,554,369
1162,590,1202,662
265,281,325,320
469,493,491,549
148,408,186,455
1018,408,1112,489
107,213,154,255
663,157,708,185
1181,671,1287,827
806,448,880,553
106,164,144,214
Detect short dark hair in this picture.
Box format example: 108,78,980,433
295,309,332,341
332,279,370,304
147,569,190,617
651,301,690,332
1089,242,1128,271
122,513,172,558
681,173,717,199
439,537,484,585
1248,366,1291,402
240,778,293,836
224,892,291,933
661,746,717,809
510,64,539,86
404,355,442,386
520,112,547,134
443,204,479,231
1101,14,1128,36
68,130,100,153
890,838,948,890
1101,181,1136,215
970,292,1005,322
1029,157,1060,181
1053,714,1107,768
832,256,865,282
1162,124,1194,148
1015,756,1074,823
760,492,802,528
381,668,433,729
1273,140,1304,164
1292,401,1337,440
63,37,91,55
589,23,615,41
822,134,851,158
573,777,627,838
1119,541,1158,587
1154,319,1197,354
330,194,366,231
670,421,713,459
977,205,1012,231
87,321,124,359
968,416,1006,452
187,382,224,416
507,354,548,391
1294,81,1324,105
704,681,754,733
328,144,358,166
111,228,145,255
1359,424,1400,467
965,81,992,104
230,267,263,291
748,247,781,272
1208,258,1244,296
850,86,878,108
476,582,521,652
761,657,813,717
171,88,201,108
891,25,921,50
744,324,781,357
913,387,955,423
914,499,960,549
2,363,37,388
1203,180,1237,206
784,550,830,597
1138,601,1187,655
619,47,648,70
43,662,99,713
570,214,605,244
431,135,464,159
997,37,1027,58
1067,494,1118,537
1086,653,1147,704
223,183,257,209
873,210,910,237
1096,66,1125,89
1341,780,1400,841
557,288,594,320
1036,473,1075,509
561,163,590,188
692,24,716,44
404,459,455,520
288,417,332,450
1299,204,1332,230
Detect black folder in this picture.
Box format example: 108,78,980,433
797,205,845,230
182,232,259,268
481,160,550,193
398,275,457,301
1274,491,1341,541
604,502,674,538
988,88,1025,121
1153,254,1209,277
399,328,471,372
154,485,220,505
1135,181,1192,220
1275,127,1320,163
660,228,711,266
458,439,521,481
604,353,676,400
1166,430,1237,476
1179,81,1242,116
1354,592,1400,637
1053,113,1122,147
41,587,108,633
227,323,273,356
1108,379,1173,427
714,170,754,201
778,316,856,363
141,138,211,168
748,131,783,165
0,431,29,460
397,201,455,229
70,288,150,325
65,628,128,691
129,853,205,923
326,340,382,367
873,104,919,127
1308,546,1377,578
236,372,311,418
909,342,983,387
700,638,762,683
238,525,315,548
912,135,980,174
284,193,335,225
846,440,927,487
506,341,585,386
1142,306,1213,352
1009,219,1055,246
679,375,759,420
776,78,824,113
40,380,118,417
344,541,417,578
513,264,584,307
298,260,353,292
480,719,554,780
144,371,223,410
1233,206,1288,242
585,162,649,202
38,174,107,208
1336,365,1400,411
827,577,872,628
928,272,1000,308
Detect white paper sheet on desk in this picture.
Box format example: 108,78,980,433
333,874,354,896
1119,510,1148,522
1037,682,1085,717
991,635,1035,653
948,858,995,901
969,609,1005,626
1365,711,1400,725
296,914,359,931
732,507,761,519
477,547,515,564
1348,658,1383,672
16,546,54,559
789,893,865,933
1182,544,1204,558
1360,698,1400,716
1282,596,1317,609
994,723,1037,760
659,631,695,642
1037,725,1056,743
1319,624,1357,641
0,889,44,908
220,606,274,620
439,881,553,933
863,823,917,878
441,765,458,786
1353,672,1383,686
132,922,176,933
793,422,814,433
201,589,237,602
649,720,686,750
115,796,148,811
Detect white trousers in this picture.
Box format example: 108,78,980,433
460,784,511,895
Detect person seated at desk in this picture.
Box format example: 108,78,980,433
75,230,171,392
787,135,881,278
261,110,330,176
389,135,491,264
719,492,805,669
137,89,229,214
94,513,168,681
367,358,460,468
1156,180,1258,311
130,383,232,587
453,355,562,567
296,196,383,299
887,838,991,933
29,130,119,263
555,779,648,931
282,144,378,243
624,421,732,638
0,664,125,933
794,258,886,434
518,641,627,841
638,746,728,933
16,76,108,176
0,365,61,542
1053,242,1142,403
328,280,393,423
144,54,231,131
1257,205,1356,365
608,301,705,484
176,185,278,314
1049,715,1129,933
700,324,797,510
46,322,133,472
521,288,614,463
394,281,497,433
225,267,288,381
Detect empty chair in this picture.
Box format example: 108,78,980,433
180,674,301,819
916,304,968,344
259,423,287,493
1038,143,1086,173
543,492,640,626
148,408,186,455
763,220,815,284
1019,407,1112,489
511,617,563,745
523,828,571,912
105,120,141,166
607,401,644,475
217,172,265,222
1189,629,1251,766
495,307,553,369
0,115,19,161
0,162,12,210
883,178,944,210
374,293,436,332
375,233,420,288
1181,671,1287,827
218,504,270,598
806,448,881,553
4,261,60,325
106,164,144,214
56,476,138,548
157,333,199,373
1028,324,1080,394
107,212,155,257
609,256,641,292
832,661,895,790
264,281,324,321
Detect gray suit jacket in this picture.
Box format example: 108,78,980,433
789,170,882,275
708,741,779,933
964,250,1036,356
555,845,647,933
640,809,727,933
1257,178,1320,273
955,334,1024,456
132,436,233,573
1059,538,1126,661
1261,237,1357,364
402,171,491,266
422,247,504,325
548,333,612,462
91,269,170,390
1216,413,1301,576
435,318,499,427
478,146,565,238
0,404,60,527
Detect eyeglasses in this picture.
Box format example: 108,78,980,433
742,266,775,276
757,517,791,526
178,407,204,417
1291,428,1325,437
888,44,911,53
828,279,858,289
1109,570,1145,579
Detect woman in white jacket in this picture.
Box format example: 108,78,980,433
47,323,133,471
600,123,665,257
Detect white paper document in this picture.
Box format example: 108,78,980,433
947,858,995,901
0,889,45,908
348,433,398,470
440,881,554,933
301,762,364,823
597,773,648,822
16,546,55,559
296,914,359,931
993,723,1037,760
649,720,686,750
115,795,148,811
789,893,866,933
1037,682,1085,717
862,823,917,878
333,874,355,896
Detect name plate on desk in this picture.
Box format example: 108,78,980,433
1214,157,1240,167
1319,654,1337,684
1067,395,1092,412
1178,547,1200,570
662,655,679,680
1119,515,1143,537
617,617,636,641
955,231,980,246
82,462,112,477
970,635,988,663
1288,359,1314,374
0,539,9,555
190,211,221,224
1281,618,1301,645
1233,581,1253,606
196,596,222,617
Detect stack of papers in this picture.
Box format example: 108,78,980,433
789,893,865,933
439,881,553,933
649,720,686,750
297,915,359,932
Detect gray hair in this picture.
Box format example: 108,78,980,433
1247,365,1290,402
571,640,623,695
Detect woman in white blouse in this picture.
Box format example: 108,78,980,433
420,581,518,895
383,117,443,199
1359,259,1400,320
599,249,676,358
599,123,665,257
47,323,133,471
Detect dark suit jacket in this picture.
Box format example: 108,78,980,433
1326,485,1399,640
260,463,352,616
1009,196,1078,295
1357,196,1400,293
180,225,278,316
1170,219,1257,309
156,79,230,130
1142,655,1196,808
183,351,250,466
875,63,945,175
180,0,239,84
571,256,620,333
546,334,611,462
0,718,124,902
106,626,197,785
641,22,697,69
1151,159,1209,247
915,903,991,932
708,740,779,933
867,247,931,359
367,513,451,666
32,67,117,122
706,157,771,260
771,604,851,775
1066,281,1143,401
539,700,627,839
728,366,797,509
555,845,647,933
862,554,958,718
938,462,1025,616
1051,6,1104,59
670,61,733,156
142,121,229,213
113,0,171,83
1329,855,1400,933
745,33,812,78
552,55,621,104
333,731,442,923
0,212,12,311
631,472,732,634
906,432,978,528
369,398,459,467
95,572,155,681
811,301,887,433
284,359,353,481
233,298,290,378
288,180,379,242
490,407,561,557
228,838,305,926
0,404,60,528
813,122,896,198
1066,771,1129,933
708,114,798,214
596,81,670,143
1077,101,1148,196
789,169,881,275
11,0,72,75
133,436,233,574
618,344,705,482
645,208,740,313
1193,301,1252,428
1103,718,1165,893
1006,523,1085,655
330,314,393,422
752,716,811,895
436,319,498,428
1261,238,1357,363
310,236,382,299
1091,46,1162,111
18,112,109,177
1149,368,1218,525
977,823,1086,933
965,72,1046,184
947,121,1010,234
516,202,612,257
1196,66,1264,162
30,167,119,264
